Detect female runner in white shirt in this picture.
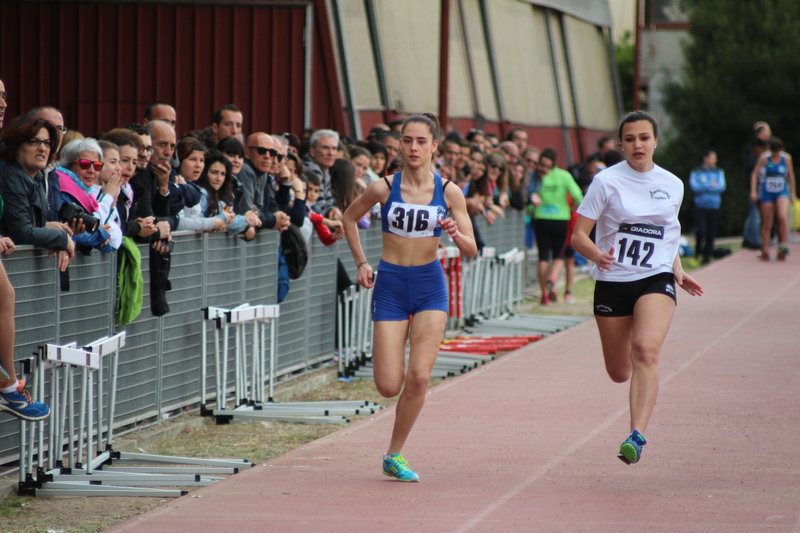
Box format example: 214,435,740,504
572,111,703,465
343,114,477,481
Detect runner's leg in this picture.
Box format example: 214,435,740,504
386,310,447,454
628,294,675,433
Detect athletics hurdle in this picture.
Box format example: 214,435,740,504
200,304,380,425
17,332,253,498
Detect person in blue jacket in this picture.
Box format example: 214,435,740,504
690,150,726,264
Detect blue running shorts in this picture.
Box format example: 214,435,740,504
371,259,449,321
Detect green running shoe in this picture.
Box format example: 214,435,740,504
382,454,419,482
618,430,646,465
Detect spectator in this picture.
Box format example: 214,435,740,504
218,137,246,178
364,140,388,178
690,150,726,264
303,129,339,217
531,148,583,305
439,138,460,171
330,158,368,228
284,151,301,179
603,149,624,168
273,135,306,227
349,146,373,192
147,121,184,239
142,102,177,130
498,141,520,166
238,132,273,216
0,115,74,271
507,160,528,211
93,140,124,250
282,132,300,155
201,104,243,149
388,119,404,132
507,127,528,152
522,146,540,177
376,130,401,167
173,137,219,233
303,170,343,244
30,106,72,224
486,132,500,149
469,151,509,215
121,123,154,171
196,151,248,235
56,138,115,254
245,132,291,233
465,129,485,150
101,128,159,242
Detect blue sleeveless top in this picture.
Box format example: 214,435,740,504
381,171,449,238
765,154,788,180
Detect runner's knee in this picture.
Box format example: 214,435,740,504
630,339,660,366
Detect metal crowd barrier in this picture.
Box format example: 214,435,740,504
1,211,525,466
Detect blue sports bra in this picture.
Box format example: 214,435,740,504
380,171,450,238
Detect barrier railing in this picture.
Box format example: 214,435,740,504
1,211,525,466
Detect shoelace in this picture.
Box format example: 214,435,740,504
15,380,35,404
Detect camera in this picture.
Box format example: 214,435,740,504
58,202,100,233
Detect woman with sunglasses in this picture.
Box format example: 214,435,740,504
532,148,583,304
0,115,74,272
343,114,476,482
55,139,114,254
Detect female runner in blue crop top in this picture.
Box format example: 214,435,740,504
343,114,477,482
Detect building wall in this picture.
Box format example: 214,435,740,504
0,1,311,136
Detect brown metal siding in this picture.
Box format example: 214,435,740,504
1,1,308,137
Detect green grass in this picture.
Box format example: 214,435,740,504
0,495,26,517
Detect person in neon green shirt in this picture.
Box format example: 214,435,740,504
531,148,583,304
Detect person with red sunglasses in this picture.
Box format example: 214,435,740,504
55,138,114,254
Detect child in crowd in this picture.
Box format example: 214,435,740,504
304,170,343,245
92,141,124,250
196,151,248,235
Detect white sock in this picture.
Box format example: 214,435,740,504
1,380,19,393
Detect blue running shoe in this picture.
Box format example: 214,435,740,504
382,454,419,482
0,381,50,422
618,430,646,465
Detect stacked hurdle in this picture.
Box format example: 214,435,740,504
200,304,382,425
17,332,253,498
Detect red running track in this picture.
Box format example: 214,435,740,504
106,246,800,533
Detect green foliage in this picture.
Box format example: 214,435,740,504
659,0,800,236
615,30,635,112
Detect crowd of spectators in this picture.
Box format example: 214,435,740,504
0,77,617,309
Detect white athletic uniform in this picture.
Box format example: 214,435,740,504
577,161,683,282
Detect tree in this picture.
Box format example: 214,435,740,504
659,0,800,237
615,30,635,113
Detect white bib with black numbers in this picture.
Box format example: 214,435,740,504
765,177,785,192
386,202,438,238
614,222,666,274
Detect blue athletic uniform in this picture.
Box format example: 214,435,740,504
759,154,790,203
372,172,450,321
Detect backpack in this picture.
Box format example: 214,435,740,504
280,224,309,279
